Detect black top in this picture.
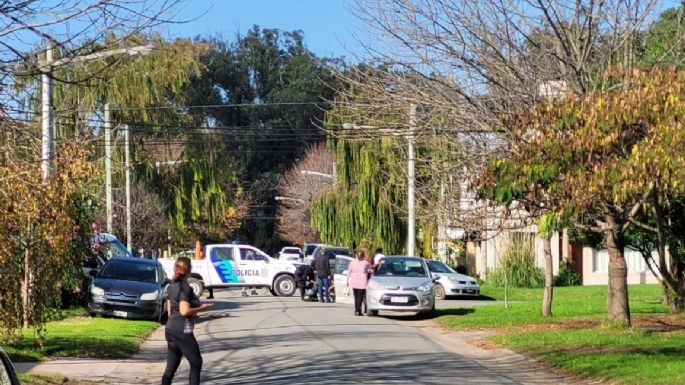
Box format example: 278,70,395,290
166,280,199,332
313,253,332,278
295,264,314,282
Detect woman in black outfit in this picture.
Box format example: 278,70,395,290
162,257,213,385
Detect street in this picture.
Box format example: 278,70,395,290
16,289,593,385
162,290,580,385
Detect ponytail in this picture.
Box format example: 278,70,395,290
173,256,191,282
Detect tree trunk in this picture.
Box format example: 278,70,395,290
21,234,31,329
542,234,554,317
605,216,630,326
664,283,685,313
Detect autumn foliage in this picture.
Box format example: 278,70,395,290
0,140,98,338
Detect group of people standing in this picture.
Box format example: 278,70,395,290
294,246,385,316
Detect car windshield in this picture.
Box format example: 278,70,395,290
375,258,428,277
427,261,456,274
304,245,318,256
100,261,159,283
283,248,300,253
327,248,352,257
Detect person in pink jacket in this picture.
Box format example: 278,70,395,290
347,249,374,316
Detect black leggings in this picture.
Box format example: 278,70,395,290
353,288,366,313
162,329,203,385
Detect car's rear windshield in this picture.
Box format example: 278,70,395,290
283,248,300,253
100,261,159,283
375,258,427,277
304,245,318,256
426,260,456,274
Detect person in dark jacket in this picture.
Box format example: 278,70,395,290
162,257,213,385
312,247,332,303
294,263,315,301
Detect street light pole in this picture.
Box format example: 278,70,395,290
407,103,416,257
123,124,132,252
40,46,53,182
39,44,153,183
104,102,113,233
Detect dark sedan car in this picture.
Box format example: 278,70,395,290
0,346,20,385
87,257,169,321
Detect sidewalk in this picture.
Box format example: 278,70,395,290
15,326,169,385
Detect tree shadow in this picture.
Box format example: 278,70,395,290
436,308,476,317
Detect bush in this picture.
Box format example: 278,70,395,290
487,233,544,288
554,260,581,286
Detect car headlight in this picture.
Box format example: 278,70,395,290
139,290,160,301
90,286,105,296
367,281,382,291
417,284,432,292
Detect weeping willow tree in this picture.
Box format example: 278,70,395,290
312,137,406,252
16,34,247,245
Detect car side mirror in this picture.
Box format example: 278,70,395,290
89,269,98,277
432,274,441,283
163,278,171,285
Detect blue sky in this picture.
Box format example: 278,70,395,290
161,0,363,58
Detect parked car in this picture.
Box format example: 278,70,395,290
83,232,134,276
158,243,298,298
279,247,303,261
366,256,437,317
0,346,20,385
426,260,480,300
302,242,326,262
87,257,169,322
306,245,353,264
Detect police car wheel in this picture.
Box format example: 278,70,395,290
187,278,204,298
269,288,278,296
274,275,296,296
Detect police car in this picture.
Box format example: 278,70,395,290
158,244,298,297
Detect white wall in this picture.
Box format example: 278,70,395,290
582,247,660,285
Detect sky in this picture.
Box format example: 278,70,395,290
161,0,365,58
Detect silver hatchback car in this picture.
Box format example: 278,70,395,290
366,256,437,317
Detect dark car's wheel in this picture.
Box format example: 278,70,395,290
274,275,296,296
434,283,446,300
187,278,204,298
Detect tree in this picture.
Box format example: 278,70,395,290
180,28,340,251
344,0,685,325
276,142,334,245
0,139,98,335
481,66,685,325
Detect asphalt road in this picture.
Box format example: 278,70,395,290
180,290,520,385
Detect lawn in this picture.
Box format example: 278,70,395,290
436,284,685,384
494,327,685,385
3,314,158,361
437,284,666,329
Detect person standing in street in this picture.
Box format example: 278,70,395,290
312,247,332,303
348,249,374,316
373,247,385,268
162,257,213,385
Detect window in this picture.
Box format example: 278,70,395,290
100,261,159,283
375,258,427,277
240,248,268,262
212,247,234,261
335,258,351,275
426,261,455,274
592,250,608,273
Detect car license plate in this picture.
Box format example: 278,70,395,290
390,296,409,303
113,310,128,318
